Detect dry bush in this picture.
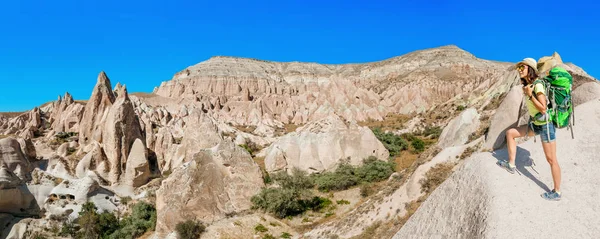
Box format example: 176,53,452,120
419,162,456,195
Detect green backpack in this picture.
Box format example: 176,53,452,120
533,67,575,138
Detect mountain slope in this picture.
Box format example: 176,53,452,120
394,98,600,239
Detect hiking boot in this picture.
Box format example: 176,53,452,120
496,160,516,174
541,190,561,201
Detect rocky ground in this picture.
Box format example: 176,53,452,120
0,46,598,239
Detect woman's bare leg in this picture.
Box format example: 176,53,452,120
505,125,532,166
542,141,561,191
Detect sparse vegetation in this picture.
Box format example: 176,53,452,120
313,157,395,192
372,128,408,157
351,221,381,239
0,134,16,139
120,196,132,205
358,113,413,132
419,125,442,139
251,168,335,218
281,232,292,239
262,234,276,239
411,138,425,153
254,223,268,233
175,220,205,239
239,141,261,156
58,201,157,239
419,162,456,194
456,105,466,111
253,156,396,218
66,147,77,156
460,146,478,160
336,199,350,205
360,183,374,197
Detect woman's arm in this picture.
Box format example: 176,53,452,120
531,92,547,114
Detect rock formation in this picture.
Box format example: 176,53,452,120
154,46,511,126
101,85,145,184
79,71,116,145
261,114,388,173
50,92,85,133
155,140,264,233
437,108,480,148
394,99,600,239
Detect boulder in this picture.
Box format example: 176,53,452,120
16,138,36,161
483,85,525,151
0,138,32,181
262,115,388,173
155,141,264,233
438,108,480,148
572,81,600,107
0,165,39,217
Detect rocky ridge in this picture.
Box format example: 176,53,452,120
0,46,597,238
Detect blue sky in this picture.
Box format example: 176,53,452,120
1,0,598,112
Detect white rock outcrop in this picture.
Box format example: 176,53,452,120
155,141,264,233
261,115,388,173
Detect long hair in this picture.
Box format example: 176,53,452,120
520,65,539,85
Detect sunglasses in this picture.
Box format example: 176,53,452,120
516,65,526,71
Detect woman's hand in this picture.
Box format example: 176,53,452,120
523,84,533,97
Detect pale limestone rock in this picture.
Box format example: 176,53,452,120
154,46,511,126
50,92,84,133
101,85,144,185
155,141,264,233
79,71,116,145
483,85,525,151
438,108,481,148
16,138,36,161
572,81,600,106
262,115,388,173
0,138,32,181
123,139,150,187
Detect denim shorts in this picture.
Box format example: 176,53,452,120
530,122,556,143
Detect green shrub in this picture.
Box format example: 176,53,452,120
255,224,268,233
262,170,272,184
354,157,395,183
281,232,292,239
271,168,314,191
372,128,408,157
313,166,358,192
421,126,442,139
66,147,77,156
98,211,119,238
336,199,350,205
58,220,77,237
56,201,157,239
456,105,466,111
109,201,157,239
175,220,205,239
411,138,425,153
78,202,100,238
251,188,309,218
262,234,276,239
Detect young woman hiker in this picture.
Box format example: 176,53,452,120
497,57,561,201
